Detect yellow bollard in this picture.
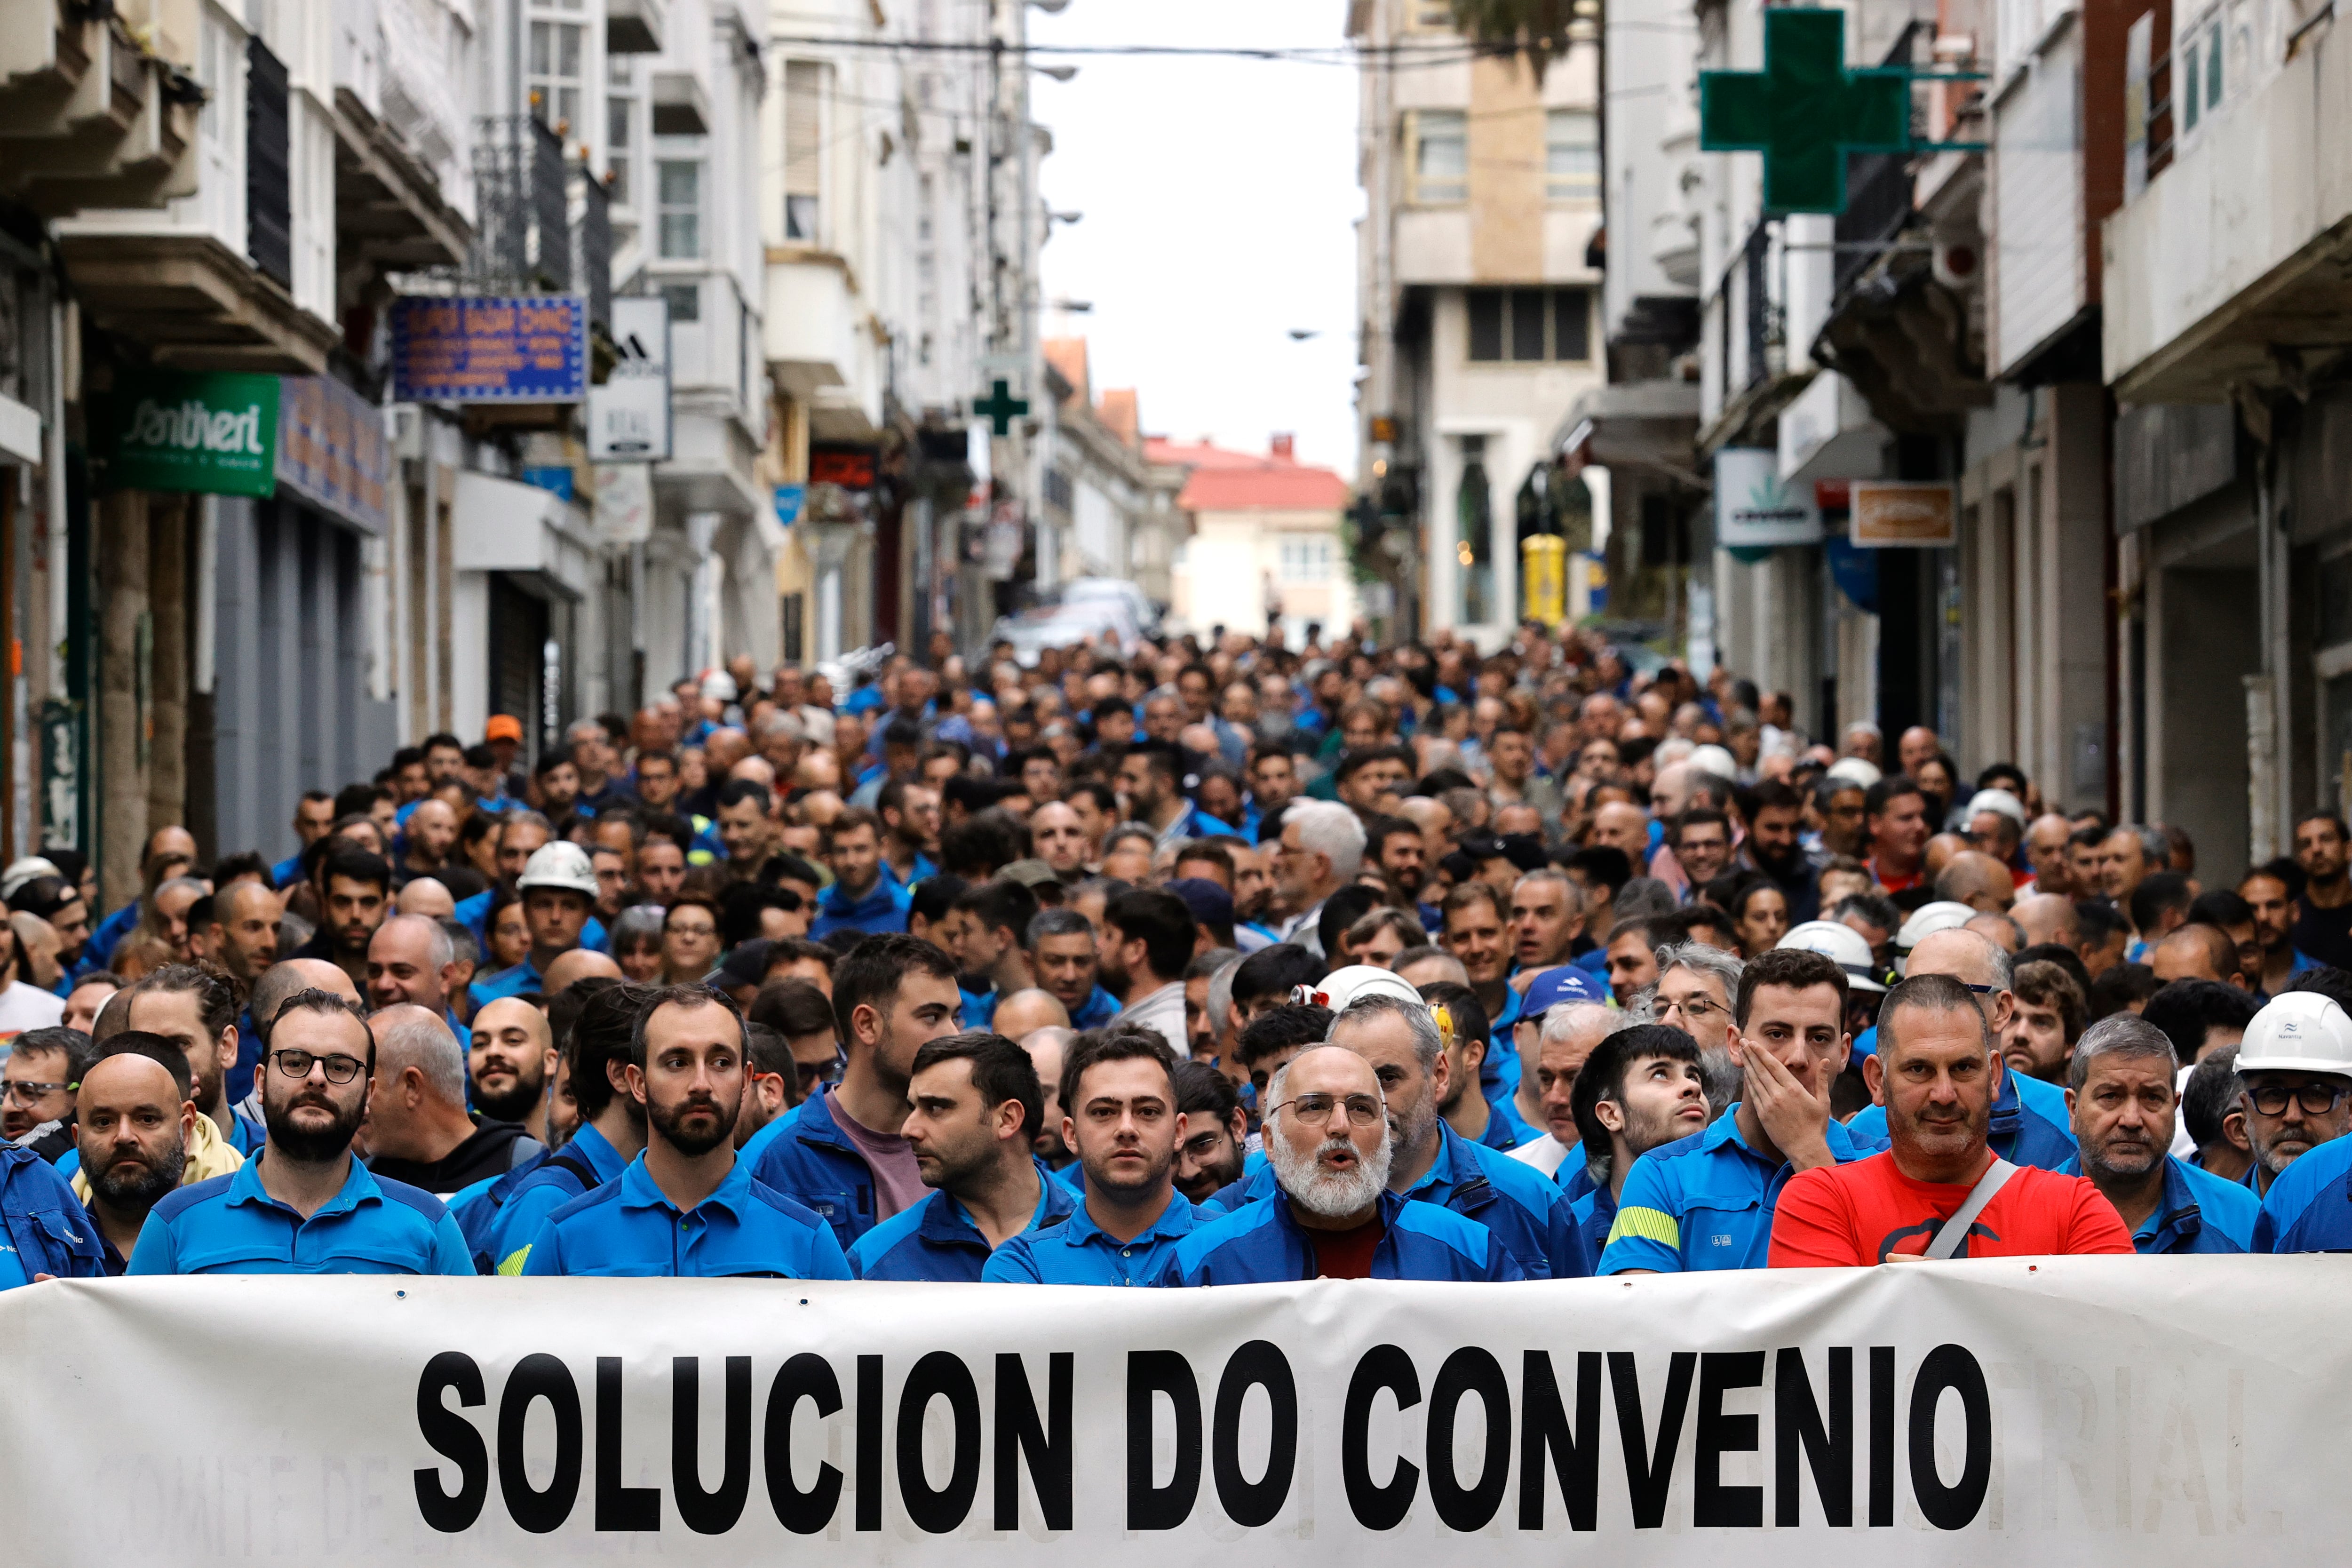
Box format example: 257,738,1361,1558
1521,533,1567,626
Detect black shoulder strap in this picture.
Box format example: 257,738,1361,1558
545,1150,600,1192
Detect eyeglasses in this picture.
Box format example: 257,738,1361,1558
271,1050,366,1085
1659,994,1723,1019
795,1051,846,1092
668,921,718,940
1,1080,69,1103
1270,1092,1385,1128
2246,1082,2352,1117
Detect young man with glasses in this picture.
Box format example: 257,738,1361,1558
128,990,471,1275
1159,1045,1523,1283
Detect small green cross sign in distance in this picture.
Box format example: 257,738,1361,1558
974,378,1030,436
1699,8,1908,214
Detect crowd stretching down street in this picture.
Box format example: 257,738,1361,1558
11,622,2352,1293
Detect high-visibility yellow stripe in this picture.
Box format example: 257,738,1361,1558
1606,1206,1681,1251
495,1245,532,1277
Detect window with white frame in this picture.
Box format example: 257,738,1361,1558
1278,533,1334,581
1545,109,1599,200
656,154,703,259
1409,110,1467,204
527,0,587,134
606,56,636,207
784,60,828,242
2177,8,2224,133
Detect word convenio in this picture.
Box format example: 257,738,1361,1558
413,1339,2011,1538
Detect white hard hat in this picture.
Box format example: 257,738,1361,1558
1825,757,1883,788
1778,920,1887,992
1963,788,2027,829
699,669,739,702
516,842,600,899
2236,992,2352,1076
1892,901,1977,973
0,856,61,902
1689,744,1739,780
1293,964,1427,1013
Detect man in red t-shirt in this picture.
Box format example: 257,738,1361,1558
1771,973,2133,1265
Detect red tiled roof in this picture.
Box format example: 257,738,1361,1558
1147,437,1349,512
1097,389,1138,444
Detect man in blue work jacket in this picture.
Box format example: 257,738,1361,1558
2236,993,2352,1249
522,985,849,1278
1208,981,1575,1278
984,1030,1215,1284
750,935,964,1251
1598,947,1875,1274
850,1032,1075,1280
2058,1013,2254,1253
811,809,913,940
1160,1047,1523,1284
1844,928,2076,1169
129,989,471,1275
473,981,647,1274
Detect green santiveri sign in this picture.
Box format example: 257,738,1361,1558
103,370,281,497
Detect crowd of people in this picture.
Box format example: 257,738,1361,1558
8,619,2352,1290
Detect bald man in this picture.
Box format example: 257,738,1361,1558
541,947,623,995
1935,850,2018,914
2011,892,2080,949
397,879,457,920
73,1045,212,1272
991,987,1069,1042
1019,1025,1077,1169
198,881,283,983
1587,801,1650,863
369,914,465,1021
364,1004,541,1195
469,996,556,1142
2150,923,2248,992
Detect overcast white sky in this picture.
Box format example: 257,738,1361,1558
1027,1,1363,476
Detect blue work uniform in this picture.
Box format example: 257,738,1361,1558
1597,1106,1875,1274
1159,1188,1524,1285
1207,1118,1575,1278
128,1156,471,1275
747,1086,890,1251
1070,985,1121,1031
2254,1130,2352,1251
1485,986,1524,1100
2056,1153,2255,1255
810,878,913,941
482,1122,630,1275
1564,1182,1615,1278
469,959,545,1007
270,851,304,889
518,1154,850,1278
0,1145,106,1286
1477,1098,1540,1152
87,903,138,972
850,1160,1078,1281
1844,1064,2076,1170
982,1189,1212,1285
960,985,999,1031
880,852,939,888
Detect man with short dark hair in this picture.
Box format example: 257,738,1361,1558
294,848,392,992
1862,778,1931,893
272,791,339,888
877,779,942,888
1599,947,1875,1273
849,1032,1075,1280
1171,1058,1248,1202
479,982,644,1274
1159,1045,1524,1284
129,990,472,1274
1101,887,1195,1053
2289,813,2352,969
750,934,964,1250
1769,974,2136,1264
2003,959,2087,1083
2057,1014,2256,1253
523,987,850,1278
1,1025,92,1159
1025,908,1120,1029
812,807,912,939
948,879,1040,1029
715,778,778,879
985,1030,1212,1283
1565,1023,1710,1274
1742,780,1821,924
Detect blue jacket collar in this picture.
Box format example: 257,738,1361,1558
2057,1154,2204,1250
617,1152,755,1219
1063,1186,1193,1248
790,1085,858,1154
922,1157,1076,1248
821,879,907,919
228,1151,380,1218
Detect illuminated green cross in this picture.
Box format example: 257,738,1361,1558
974,379,1030,436
1699,8,1909,214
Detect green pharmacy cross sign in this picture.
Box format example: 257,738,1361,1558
974,378,1030,437
1700,8,1909,215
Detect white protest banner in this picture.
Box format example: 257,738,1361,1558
0,1260,2322,1563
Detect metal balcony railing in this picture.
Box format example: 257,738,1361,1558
573,160,612,334
469,114,571,294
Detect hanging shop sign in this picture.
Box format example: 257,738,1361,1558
390,295,587,403
1850,479,1957,547
103,371,280,497
1715,446,1825,547
588,295,672,461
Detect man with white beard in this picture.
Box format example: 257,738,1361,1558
1156,1046,1524,1283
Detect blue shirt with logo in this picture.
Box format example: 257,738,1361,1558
128,1155,471,1276
850,1159,1078,1281
2056,1153,2255,1255
1597,1105,1876,1274
1844,1064,2077,1170
982,1189,1213,1285
1159,1188,1524,1285
520,1154,851,1278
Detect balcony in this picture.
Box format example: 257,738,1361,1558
607,0,668,55
469,115,572,296
2102,21,2352,404
329,0,474,274
0,4,202,215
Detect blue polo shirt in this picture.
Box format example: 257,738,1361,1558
1844,1064,2076,1170
1159,1188,1524,1285
810,878,912,941
520,1154,851,1278
1206,1118,1575,1278
128,1155,471,1275
849,1159,1078,1281
982,1188,1212,1285
2253,1130,2352,1251
1070,985,1121,1031
2056,1153,2255,1255
1564,1182,1615,1278
482,1122,631,1275
1597,1106,1875,1274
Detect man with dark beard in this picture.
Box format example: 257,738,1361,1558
361,1006,543,1195
1159,1046,1523,1283
467,997,555,1143
521,986,849,1278
1170,1059,1248,1204
1742,779,1823,924
129,990,473,1274
72,1038,222,1272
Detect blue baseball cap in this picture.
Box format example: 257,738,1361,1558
1521,965,1608,1017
